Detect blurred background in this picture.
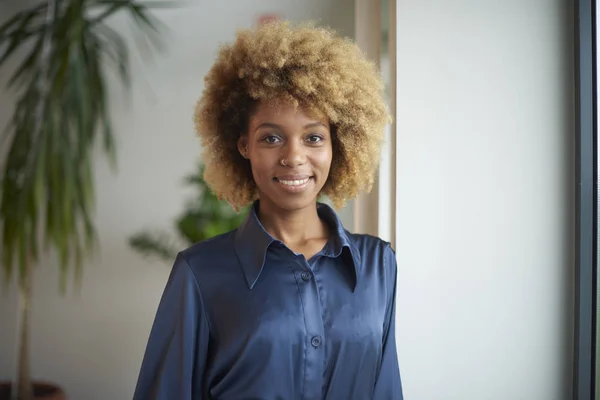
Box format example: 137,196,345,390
0,0,596,400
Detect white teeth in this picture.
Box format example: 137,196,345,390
278,178,310,186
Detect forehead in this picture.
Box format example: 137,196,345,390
249,99,329,126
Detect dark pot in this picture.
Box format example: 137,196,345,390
0,382,65,400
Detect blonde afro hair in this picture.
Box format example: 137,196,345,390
194,20,389,209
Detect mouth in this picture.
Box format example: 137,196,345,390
273,176,314,192
277,177,310,186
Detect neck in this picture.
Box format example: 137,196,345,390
257,200,328,247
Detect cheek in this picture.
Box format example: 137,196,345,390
314,147,333,172
249,153,274,182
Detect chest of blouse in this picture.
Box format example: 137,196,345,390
186,235,390,399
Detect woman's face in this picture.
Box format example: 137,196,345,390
239,100,333,213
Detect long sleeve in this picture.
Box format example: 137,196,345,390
373,246,403,399
133,253,209,400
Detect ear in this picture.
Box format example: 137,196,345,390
237,135,249,159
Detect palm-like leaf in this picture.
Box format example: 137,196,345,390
0,0,164,292
0,2,169,398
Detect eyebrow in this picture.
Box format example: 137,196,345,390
254,122,328,132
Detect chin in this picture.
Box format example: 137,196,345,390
261,192,319,212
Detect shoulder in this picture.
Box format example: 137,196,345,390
344,232,397,299
345,231,395,259
344,231,397,277
177,229,238,272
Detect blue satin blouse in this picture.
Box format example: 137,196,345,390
133,201,403,400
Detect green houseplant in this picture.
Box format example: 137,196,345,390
129,163,247,262
0,1,163,399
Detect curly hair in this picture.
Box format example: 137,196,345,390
194,20,389,210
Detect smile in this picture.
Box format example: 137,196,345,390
278,178,310,186
274,176,313,193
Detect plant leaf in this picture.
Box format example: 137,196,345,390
0,4,47,66
1,0,166,293
94,24,130,85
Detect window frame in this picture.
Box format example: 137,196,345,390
574,0,597,399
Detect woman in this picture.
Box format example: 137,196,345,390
133,20,402,400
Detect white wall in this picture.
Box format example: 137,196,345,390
394,1,574,399
0,2,354,399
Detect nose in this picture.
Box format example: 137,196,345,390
282,140,307,167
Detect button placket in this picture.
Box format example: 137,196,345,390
291,262,325,400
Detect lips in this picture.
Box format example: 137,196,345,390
274,174,312,183
273,175,313,192
278,178,310,186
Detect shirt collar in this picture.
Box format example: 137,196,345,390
234,201,361,290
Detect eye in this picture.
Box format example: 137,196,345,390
306,134,324,144
262,135,282,144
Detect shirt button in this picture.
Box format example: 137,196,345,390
311,335,322,348
301,271,311,281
